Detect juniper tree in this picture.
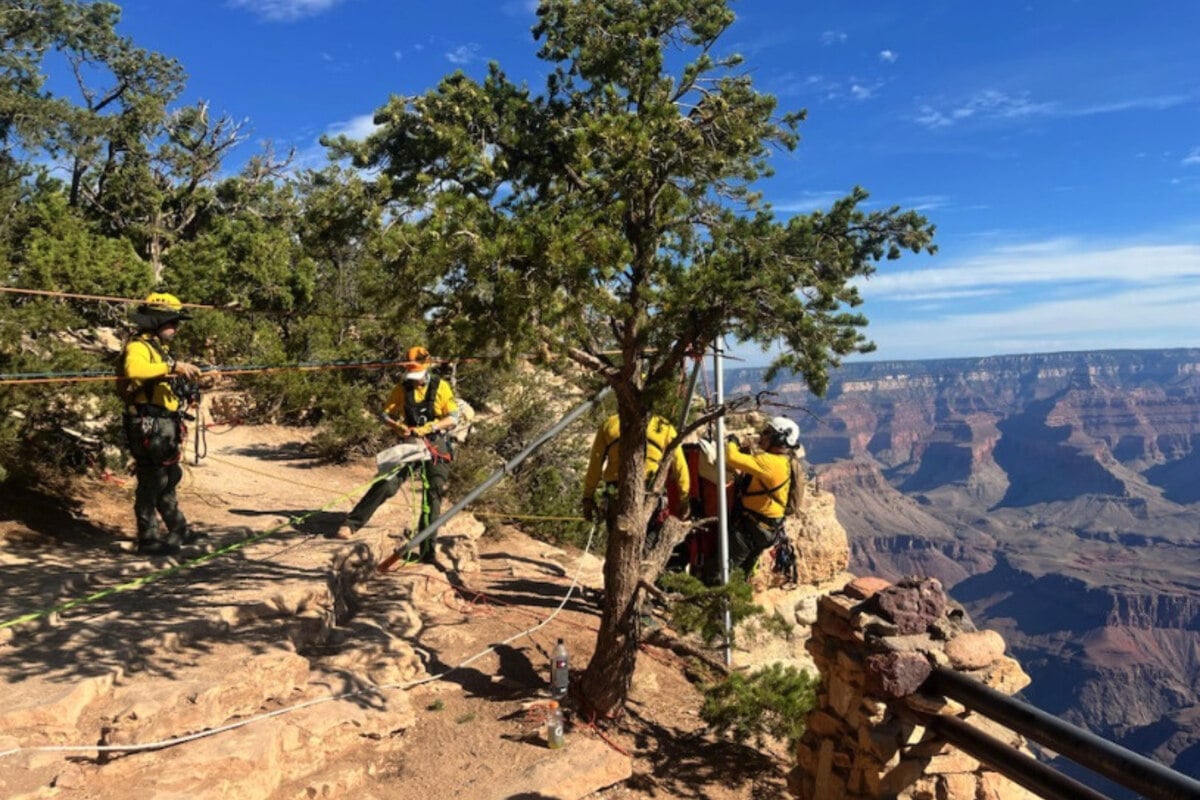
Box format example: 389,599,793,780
328,0,935,719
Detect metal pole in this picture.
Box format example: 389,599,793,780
918,712,1112,800
713,338,732,667
676,355,703,433
925,667,1200,800
400,386,612,557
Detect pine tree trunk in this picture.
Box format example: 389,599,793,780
579,404,651,719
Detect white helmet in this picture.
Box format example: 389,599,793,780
765,416,800,449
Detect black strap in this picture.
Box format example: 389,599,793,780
742,474,789,507
403,374,441,427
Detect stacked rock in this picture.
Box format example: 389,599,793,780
789,576,1038,800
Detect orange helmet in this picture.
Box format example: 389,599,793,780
402,346,431,381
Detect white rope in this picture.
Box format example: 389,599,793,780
0,522,599,761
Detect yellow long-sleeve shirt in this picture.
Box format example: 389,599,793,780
726,442,790,519
583,414,690,498
123,333,181,412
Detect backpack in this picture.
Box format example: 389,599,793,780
784,455,808,517
114,346,139,406
451,398,475,444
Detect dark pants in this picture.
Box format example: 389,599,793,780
125,412,188,546
728,511,780,577
135,463,187,546
346,459,451,558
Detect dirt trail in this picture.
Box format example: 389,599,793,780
0,423,792,799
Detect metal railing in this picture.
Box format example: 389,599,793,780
916,666,1200,800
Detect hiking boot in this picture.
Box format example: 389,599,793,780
181,529,208,544
136,539,180,557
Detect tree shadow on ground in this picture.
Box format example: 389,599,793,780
227,442,325,466
445,568,598,619
414,645,539,701
620,704,790,799
0,529,336,686
479,552,568,578
0,487,123,550
227,506,344,536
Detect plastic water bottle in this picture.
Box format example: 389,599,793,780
546,701,565,749
550,638,569,699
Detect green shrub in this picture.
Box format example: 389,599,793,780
700,663,820,749
657,569,765,646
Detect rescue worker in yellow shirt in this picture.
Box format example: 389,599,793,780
722,416,799,577
121,292,203,556
336,346,459,561
581,413,690,538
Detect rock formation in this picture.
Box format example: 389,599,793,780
790,576,1039,800
731,348,1200,781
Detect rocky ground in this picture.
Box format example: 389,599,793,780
0,422,835,800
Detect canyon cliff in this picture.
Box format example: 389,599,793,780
730,349,1200,782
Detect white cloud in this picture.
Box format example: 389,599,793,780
445,44,481,65
879,50,898,63
898,195,951,212
326,112,380,142
851,239,1200,359
501,0,540,14
1072,95,1190,116
886,288,1006,302
290,112,381,171
850,84,875,100
914,90,1056,129
771,191,848,214
1184,147,1200,166
821,30,847,46
861,241,1200,297
915,90,1190,131
227,0,349,22
393,49,403,61
868,281,1200,360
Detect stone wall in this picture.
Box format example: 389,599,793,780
789,576,1040,800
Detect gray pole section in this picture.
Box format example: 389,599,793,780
676,355,704,433
401,385,612,557
713,338,733,667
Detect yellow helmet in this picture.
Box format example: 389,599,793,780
144,292,185,312
132,291,192,329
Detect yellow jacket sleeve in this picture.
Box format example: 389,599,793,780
382,383,406,419
583,414,620,498
670,439,690,496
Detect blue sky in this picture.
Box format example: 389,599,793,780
107,0,1200,363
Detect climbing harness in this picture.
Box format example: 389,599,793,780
771,529,799,589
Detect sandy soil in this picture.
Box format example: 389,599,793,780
0,421,793,800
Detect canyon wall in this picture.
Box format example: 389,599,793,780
731,349,1200,784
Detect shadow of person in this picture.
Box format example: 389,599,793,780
227,507,344,536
